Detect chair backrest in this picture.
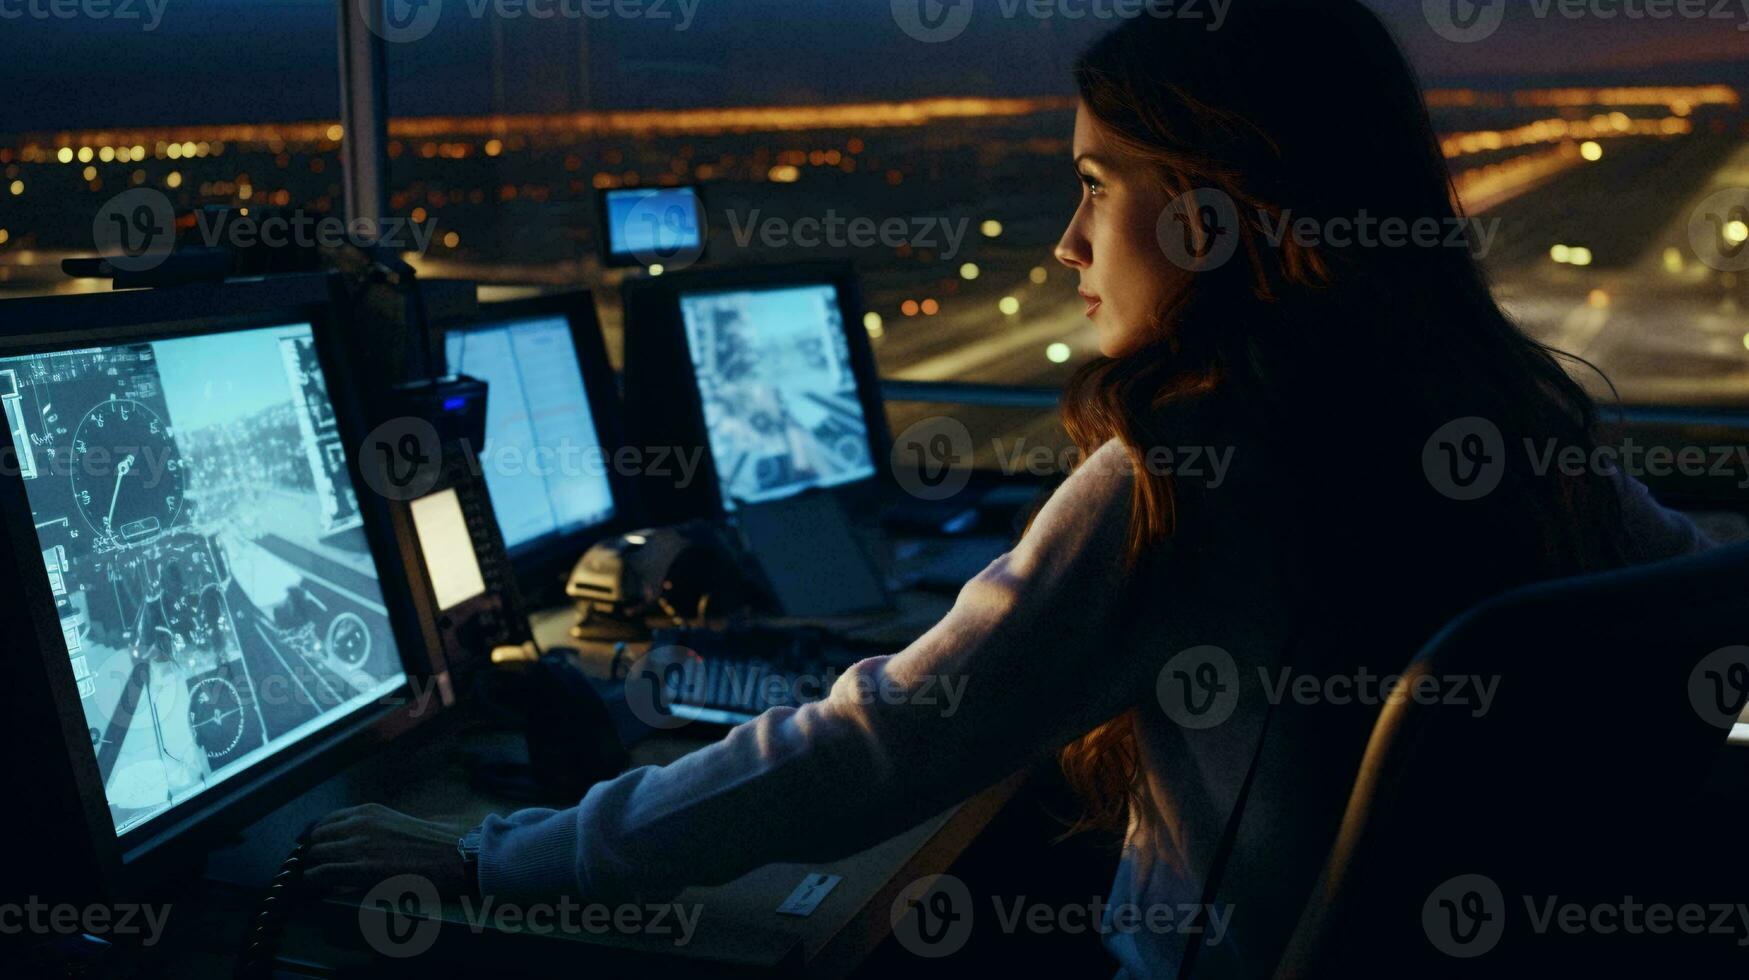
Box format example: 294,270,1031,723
1273,542,1749,977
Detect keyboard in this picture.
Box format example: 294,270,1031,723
640,624,892,725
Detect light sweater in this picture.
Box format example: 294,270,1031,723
477,437,1714,977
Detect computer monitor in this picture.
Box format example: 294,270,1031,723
596,184,706,269
0,277,433,896
443,291,625,593
621,261,891,524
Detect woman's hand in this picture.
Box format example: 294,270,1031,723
304,803,474,897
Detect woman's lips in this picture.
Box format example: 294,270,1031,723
1079,291,1102,318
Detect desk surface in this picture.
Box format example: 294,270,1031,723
192,576,1022,978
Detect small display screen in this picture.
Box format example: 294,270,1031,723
604,186,703,261
409,488,487,612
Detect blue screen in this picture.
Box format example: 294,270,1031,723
677,284,876,510
445,315,617,550
605,187,703,259
0,323,409,838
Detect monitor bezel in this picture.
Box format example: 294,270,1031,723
445,290,632,600
620,260,894,524
594,183,708,269
0,275,442,898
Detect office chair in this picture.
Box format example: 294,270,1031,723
1273,542,1749,977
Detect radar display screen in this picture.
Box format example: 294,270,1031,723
677,284,876,511
0,323,408,839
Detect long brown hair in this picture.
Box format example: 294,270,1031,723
1050,0,1627,838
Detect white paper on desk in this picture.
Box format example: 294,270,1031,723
776,872,843,917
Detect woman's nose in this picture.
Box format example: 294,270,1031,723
1055,220,1089,269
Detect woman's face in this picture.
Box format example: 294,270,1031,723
1054,101,1187,359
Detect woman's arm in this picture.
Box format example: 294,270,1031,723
476,438,1163,904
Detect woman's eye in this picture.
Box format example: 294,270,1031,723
1079,172,1102,196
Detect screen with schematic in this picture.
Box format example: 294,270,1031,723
677,283,877,510
444,315,617,550
0,323,408,839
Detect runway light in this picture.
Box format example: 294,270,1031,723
82,166,96,181
998,296,1020,316
0,229,9,245
1726,220,1749,247
1046,342,1072,364
1550,244,1571,264
981,219,1003,238
863,312,884,338
77,146,93,163
959,262,979,281
648,263,664,276
901,299,919,317
1742,332,1749,352
920,298,939,315
1580,141,1603,162
1664,247,1685,274
56,147,73,164
1029,266,1048,284
1570,247,1593,267
326,125,344,142
98,146,114,162
1587,289,1610,309
165,171,181,189
443,231,460,248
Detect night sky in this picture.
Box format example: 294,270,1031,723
2,0,1746,133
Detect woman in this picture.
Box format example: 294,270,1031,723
304,2,1713,975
